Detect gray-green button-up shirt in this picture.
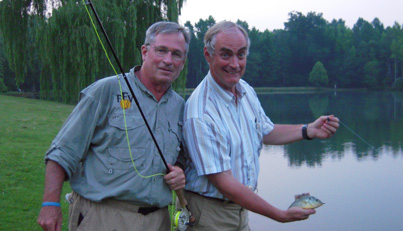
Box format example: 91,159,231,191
46,66,184,207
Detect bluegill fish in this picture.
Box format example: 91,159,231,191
288,195,324,209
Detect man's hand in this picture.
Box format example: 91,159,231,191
37,206,62,231
308,115,339,139
279,207,316,223
164,164,185,191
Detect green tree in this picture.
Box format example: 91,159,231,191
260,30,281,85
326,19,355,87
243,23,262,86
0,0,187,103
363,59,382,88
0,34,4,81
284,11,329,86
35,0,141,102
271,29,292,86
309,61,328,86
0,77,7,92
183,21,198,88
0,0,46,88
390,22,403,84
185,16,215,88
351,17,387,87
392,78,403,90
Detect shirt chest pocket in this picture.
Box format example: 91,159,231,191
249,118,263,153
108,112,145,130
107,146,147,170
108,112,150,148
164,121,183,162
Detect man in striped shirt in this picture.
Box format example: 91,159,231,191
183,21,339,231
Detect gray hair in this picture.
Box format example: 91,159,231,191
204,21,250,56
144,21,191,56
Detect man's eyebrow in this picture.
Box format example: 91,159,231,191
238,47,247,52
155,45,184,52
219,47,247,53
219,47,233,53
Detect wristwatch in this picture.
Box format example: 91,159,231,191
302,124,313,140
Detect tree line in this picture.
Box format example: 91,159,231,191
0,0,186,103
185,13,403,90
0,1,402,103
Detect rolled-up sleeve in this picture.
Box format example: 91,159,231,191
45,93,100,179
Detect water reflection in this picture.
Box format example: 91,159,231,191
258,91,403,166
251,144,403,231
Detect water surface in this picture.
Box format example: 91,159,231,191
248,90,403,231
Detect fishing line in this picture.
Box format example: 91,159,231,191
339,120,375,150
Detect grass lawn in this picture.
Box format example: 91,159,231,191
0,95,73,230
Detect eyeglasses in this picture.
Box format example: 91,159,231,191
148,45,185,62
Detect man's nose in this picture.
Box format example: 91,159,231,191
162,52,174,64
229,56,240,69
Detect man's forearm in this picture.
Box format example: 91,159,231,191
207,170,286,222
263,124,303,145
42,160,66,203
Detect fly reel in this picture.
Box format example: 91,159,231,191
173,208,195,231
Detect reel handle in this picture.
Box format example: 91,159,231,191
175,189,188,208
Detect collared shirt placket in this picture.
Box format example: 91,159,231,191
238,97,256,191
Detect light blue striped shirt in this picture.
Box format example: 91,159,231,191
183,72,274,199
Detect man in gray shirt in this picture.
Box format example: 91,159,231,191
37,21,190,231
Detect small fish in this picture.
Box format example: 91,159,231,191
288,194,324,209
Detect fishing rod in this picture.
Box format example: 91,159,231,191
84,1,194,229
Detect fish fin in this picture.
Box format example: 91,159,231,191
295,193,310,200
294,194,303,200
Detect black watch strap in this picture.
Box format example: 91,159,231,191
302,124,312,140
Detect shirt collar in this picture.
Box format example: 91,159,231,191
206,71,246,104
129,66,172,103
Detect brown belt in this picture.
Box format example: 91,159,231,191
186,190,235,204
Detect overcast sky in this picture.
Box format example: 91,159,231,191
179,0,403,31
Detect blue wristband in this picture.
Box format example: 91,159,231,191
42,202,61,207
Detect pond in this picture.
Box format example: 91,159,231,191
248,90,403,231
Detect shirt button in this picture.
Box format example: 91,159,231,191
108,169,113,174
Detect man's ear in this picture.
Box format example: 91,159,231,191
204,47,212,63
141,45,148,61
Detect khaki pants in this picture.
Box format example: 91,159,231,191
68,192,171,231
185,191,250,231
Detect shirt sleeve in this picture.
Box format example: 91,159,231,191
45,92,102,179
250,86,274,136
259,104,274,136
183,117,231,176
